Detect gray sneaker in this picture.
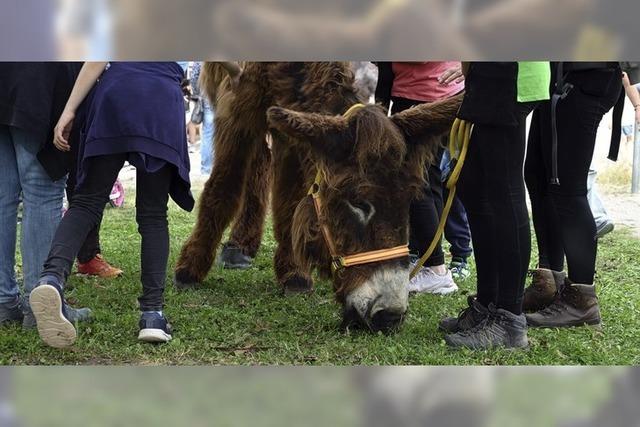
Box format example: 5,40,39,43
217,242,254,270
22,304,92,330
30,280,93,348
439,295,489,333
526,282,601,329
596,220,614,239
0,297,23,325
445,305,529,350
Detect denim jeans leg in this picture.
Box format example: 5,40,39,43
12,127,66,306
0,126,21,304
200,103,215,175
587,169,610,228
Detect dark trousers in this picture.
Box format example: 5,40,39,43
457,104,535,314
41,154,172,311
525,67,622,284
66,154,101,264
392,96,445,267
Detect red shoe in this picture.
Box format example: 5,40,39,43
77,255,123,278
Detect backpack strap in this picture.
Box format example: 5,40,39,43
608,85,626,161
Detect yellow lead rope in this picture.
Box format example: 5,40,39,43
410,118,473,279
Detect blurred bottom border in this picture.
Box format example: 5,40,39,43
0,366,637,427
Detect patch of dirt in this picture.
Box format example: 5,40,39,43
600,191,640,238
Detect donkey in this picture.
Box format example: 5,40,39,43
175,62,462,332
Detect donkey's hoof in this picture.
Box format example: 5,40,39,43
174,269,200,291
282,276,313,296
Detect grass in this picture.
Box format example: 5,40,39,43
1,187,640,365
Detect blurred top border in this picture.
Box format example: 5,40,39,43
1,0,638,60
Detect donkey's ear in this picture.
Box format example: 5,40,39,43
267,107,349,142
390,93,462,144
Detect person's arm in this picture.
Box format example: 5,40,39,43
623,72,640,124
53,61,108,151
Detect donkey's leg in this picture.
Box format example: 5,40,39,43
175,113,266,287
222,138,272,263
271,134,313,294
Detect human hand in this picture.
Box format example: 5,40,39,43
438,66,464,86
53,110,75,151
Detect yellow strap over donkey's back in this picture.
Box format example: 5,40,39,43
410,118,473,279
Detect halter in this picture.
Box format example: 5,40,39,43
307,103,410,274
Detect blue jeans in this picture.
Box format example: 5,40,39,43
440,150,473,260
200,102,215,175
0,125,66,305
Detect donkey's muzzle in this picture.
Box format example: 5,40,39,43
370,309,405,333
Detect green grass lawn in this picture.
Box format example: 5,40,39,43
2,189,639,365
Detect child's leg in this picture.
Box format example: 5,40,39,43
135,165,172,312
40,154,126,284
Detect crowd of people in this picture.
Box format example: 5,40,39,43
0,61,638,350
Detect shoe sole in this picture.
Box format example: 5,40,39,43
76,271,123,279
410,283,459,296
527,319,602,331
219,262,252,270
138,328,172,343
29,285,77,348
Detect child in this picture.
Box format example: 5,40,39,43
30,62,194,348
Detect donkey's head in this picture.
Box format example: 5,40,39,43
267,95,462,333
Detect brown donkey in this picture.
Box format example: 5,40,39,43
175,62,462,332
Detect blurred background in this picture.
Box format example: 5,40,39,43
1,0,638,59
1,366,639,427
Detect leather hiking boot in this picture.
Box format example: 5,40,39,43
77,254,123,279
217,242,254,270
522,268,565,312
526,281,601,329
445,305,529,350
439,295,489,333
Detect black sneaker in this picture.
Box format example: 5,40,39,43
445,305,529,350
0,297,23,325
439,295,489,333
217,242,254,270
138,312,173,343
30,278,92,348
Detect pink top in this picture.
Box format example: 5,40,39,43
391,62,464,102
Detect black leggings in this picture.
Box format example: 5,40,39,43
392,96,445,267
41,153,173,311
457,104,535,314
66,154,101,264
525,68,622,285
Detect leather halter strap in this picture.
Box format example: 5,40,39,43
308,103,410,274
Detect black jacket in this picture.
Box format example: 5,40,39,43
0,62,82,180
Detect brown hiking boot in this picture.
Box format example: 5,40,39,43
522,268,566,312
526,281,601,329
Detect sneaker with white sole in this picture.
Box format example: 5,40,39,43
30,279,91,349
138,312,173,343
408,265,458,295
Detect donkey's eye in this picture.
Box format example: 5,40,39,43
346,200,376,225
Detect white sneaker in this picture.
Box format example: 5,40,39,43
408,266,458,295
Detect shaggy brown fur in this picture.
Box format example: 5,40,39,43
175,62,462,307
